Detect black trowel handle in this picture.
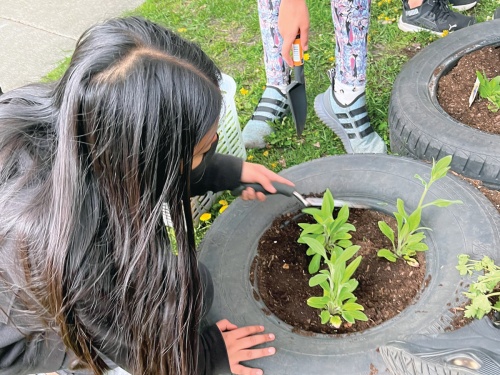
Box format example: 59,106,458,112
230,182,296,197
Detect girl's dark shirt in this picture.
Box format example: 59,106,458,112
0,153,244,375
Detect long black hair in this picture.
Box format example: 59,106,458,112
0,16,222,374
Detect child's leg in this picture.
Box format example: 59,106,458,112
242,0,290,149
332,0,370,102
313,0,386,154
257,0,289,89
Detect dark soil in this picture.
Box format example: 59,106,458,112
252,208,427,334
437,45,500,135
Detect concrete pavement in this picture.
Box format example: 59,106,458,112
0,0,144,92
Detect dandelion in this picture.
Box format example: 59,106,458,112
271,162,278,169
199,213,212,222
442,30,449,37
247,155,254,161
328,56,335,62
219,205,228,214
177,27,187,33
262,150,269,157
240,87,249,95
303,53,310,61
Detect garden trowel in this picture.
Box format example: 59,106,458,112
287,35,307,136
231,182,368,209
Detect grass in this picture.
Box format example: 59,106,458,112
44,0,498,237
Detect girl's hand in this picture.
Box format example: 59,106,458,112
216,319,276,375
278,0,310,67
240,162,294,201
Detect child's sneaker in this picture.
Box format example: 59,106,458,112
314,72,386,154
448,0,477,11
242,86,290,149
399,0,475,35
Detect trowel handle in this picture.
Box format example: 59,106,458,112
231,182,296,197
292,34,304,67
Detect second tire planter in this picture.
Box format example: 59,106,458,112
199,155,500,375
388,20,500,190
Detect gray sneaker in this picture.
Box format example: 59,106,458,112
314,70,386,154
242,86,290,149
399,0,476,35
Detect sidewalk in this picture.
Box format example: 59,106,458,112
0,0,144,92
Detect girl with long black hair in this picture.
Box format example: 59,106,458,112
0,16,290,375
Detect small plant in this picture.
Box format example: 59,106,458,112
457,254,500,320
303,237,367,328
377,155,462,267
298,189,367,328
298,189,356,274
476,71,500,112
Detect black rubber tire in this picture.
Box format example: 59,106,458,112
389,20,500,190
199,154,500,375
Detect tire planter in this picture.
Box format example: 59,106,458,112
199,155,500,375
389,20,500,190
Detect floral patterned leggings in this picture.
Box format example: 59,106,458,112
257,0,371,87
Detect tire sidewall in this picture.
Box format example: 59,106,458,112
389,21,500,188
199,155,500,375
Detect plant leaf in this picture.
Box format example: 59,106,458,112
309,273,329,287
330,315,342,328
321,189,334,218
308,253,322,274
337,245,361,265
307,296,329,309
407,207,422,232
377,249,397,262
378,221,395,243
320,310,331,324
302,237,327,259
343,302,364,311
341,255,363,284
424,199,462,207
349,310,369,321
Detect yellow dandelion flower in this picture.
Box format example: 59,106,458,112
384,16,390,21
377,1,382,6
303,53,310,61
177,27,187,33
219,200,228,206
271,162,278,169
247,155,254,161
240,87,249,95
262,150,269,157
328,56,335,62
441,30,449,37
219,205,228,214
199,213,212,222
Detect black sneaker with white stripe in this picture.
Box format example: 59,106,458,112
449,0,477,11
399,0,475,35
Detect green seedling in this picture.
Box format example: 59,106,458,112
298,189,367,328
477,71,500,112
298,189,356,274
304,238,367,328
377,155,462,267
457,254,500,320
